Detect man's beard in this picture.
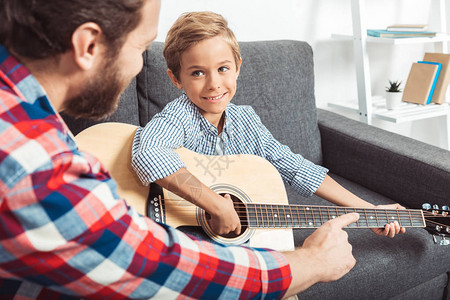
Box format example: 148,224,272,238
62,57,129,120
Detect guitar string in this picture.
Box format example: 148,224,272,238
157,199,448,227
159,198,447,216
159,207,445,224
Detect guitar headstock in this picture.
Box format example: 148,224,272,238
422,203,450,245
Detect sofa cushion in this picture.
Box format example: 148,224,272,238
136,40,323,165
295,173,450,299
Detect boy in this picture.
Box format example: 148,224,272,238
131,11,405,238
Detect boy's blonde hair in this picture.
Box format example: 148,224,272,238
163,11,241,80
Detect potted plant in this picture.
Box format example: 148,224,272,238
385,80,403,110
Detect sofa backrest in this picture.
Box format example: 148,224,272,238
63,40,322,165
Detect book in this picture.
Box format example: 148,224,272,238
417,61,442,104
422,53,450,104
402,62,440,104
386,24,428,32
367,29,436,38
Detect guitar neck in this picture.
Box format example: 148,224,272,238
242,203,425,229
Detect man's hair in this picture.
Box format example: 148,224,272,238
0,0,145,60
163,11,241,80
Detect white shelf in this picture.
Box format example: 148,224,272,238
332,0,450,149
332,33,450,45
329,98,450,123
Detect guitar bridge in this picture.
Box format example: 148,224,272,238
147,183,165,223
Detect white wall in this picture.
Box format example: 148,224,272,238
156,0,450,149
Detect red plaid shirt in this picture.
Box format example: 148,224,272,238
0,45,292,299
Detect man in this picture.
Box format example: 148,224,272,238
0,0,358,298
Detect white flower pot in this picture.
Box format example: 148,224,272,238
385,92,403,110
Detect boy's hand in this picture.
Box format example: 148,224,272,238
208,194,241,236
371,203,406,238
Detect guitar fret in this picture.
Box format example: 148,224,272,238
356,208,368,227
288,205,294,228
264,204,270,228
347,208,358,228
276,205,281,228
318,207,325,227
365,209,378,227
247,205,255,227
254,205,259,228
300,206,306,227
292,206,300,228
378,210,389,227
305,207,314,227
281,206,287,228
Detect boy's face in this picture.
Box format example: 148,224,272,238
168,36,241,127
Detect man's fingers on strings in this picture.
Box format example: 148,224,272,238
328,212,360,229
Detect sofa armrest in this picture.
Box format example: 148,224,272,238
317,108,450,209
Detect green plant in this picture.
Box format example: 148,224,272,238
386,80,402,93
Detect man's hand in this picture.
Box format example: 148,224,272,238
208,194,241,236
371,203,406,238
283,213,359,297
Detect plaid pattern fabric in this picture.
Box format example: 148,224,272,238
132,94,328,196
0,45,292,299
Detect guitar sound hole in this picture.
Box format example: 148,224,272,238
204,193,248,238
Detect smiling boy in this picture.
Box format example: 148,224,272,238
131,11,405,238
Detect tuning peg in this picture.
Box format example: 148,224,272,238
436,225,443,232
422,203,431,210
432,204,440,215
442,206,449,217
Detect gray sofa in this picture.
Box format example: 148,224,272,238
63,40,450,299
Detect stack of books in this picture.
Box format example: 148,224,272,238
367,24,436,38
402,53,450,105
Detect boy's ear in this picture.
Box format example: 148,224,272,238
71,22,103,71
236,58,243,77
167,69,183,89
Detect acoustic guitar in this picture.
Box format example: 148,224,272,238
75,122,450,251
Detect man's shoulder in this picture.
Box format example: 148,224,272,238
0,86,23,115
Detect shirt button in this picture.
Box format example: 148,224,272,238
209,126,215,131
199,131,204,136
207,142,212,147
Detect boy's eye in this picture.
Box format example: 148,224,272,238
218,66,229,72
192,71,204,77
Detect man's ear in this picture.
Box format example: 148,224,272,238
71,22,103,71
167,69,183,89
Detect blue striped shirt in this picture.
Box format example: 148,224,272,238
132,94,328,197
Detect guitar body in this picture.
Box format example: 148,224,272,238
75,122,295,251
161,147,295,250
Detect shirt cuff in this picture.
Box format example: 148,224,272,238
256,249,292,299
291,159,328,197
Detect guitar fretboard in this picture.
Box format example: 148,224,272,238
242,204,425,229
